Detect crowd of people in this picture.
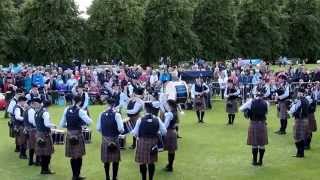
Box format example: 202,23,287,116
1,60,320,180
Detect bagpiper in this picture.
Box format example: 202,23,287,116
225,79,240,125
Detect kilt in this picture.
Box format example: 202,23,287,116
65,130,86,159
16,125,27,146
27,128,37,150
101,136,121,163
164,129,178,153
35,132,54,156
8,121,15,138
247,121,268,146
307,113,317,133
277,101,288,120
293,118,308,142
194,95,206,111
135,137,158,164
226,99,238,114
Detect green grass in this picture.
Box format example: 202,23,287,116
1,101,320,180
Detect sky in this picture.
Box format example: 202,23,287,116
75,0,93,18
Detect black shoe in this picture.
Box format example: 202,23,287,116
34,162,40,166
292,155,304,158
73,176,86,180
41,170,55,175
28,161,34,166
304,146,310,150
20,155,28,159
275,130,286,135
252,161,259,166
15,148,19,153
257,161,263,166
112,178,118,180
129,145,136,150
177,135,182,139
165,165,173,172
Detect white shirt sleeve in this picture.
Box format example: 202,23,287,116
81,93,90,110
203,84,210,94
239,99,252,112
289,100,301,115
43,111,55,128
7,100,16,114
115,113,124,133
158,118,167,136
164,112,173,128
96,113,103,133
131,118,141,137
127,101,143,115
59,107,68,128
28,109,36,127
14,107,24,121
79,108,92,125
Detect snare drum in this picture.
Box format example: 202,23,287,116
119,135,126,150
166,81,188,104
51,129,66,145
82,128,92,144
123,119,136,134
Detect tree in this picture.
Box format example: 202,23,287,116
0,0,18,64
237,0,283,61
144,0,201,64
21,0,83,64
193,0,237,61
87,0,145,64
285,0,320,62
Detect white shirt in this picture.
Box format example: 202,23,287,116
191,83,210,99
42,110,55,128
27,108,36,127
14,105,24,122
164,111,174,128
239,98,269,112
59,106,93,128
149,74,158,85
7,98,17,114
224,87,240,98
131,114,167,137
96,111,124,134
276,85,289,100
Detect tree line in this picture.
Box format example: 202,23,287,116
1,0,320,65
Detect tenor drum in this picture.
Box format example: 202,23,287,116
82,128,92,144
119,135,126,150
51,129,66,145
123,118,136,134
166,81,188,104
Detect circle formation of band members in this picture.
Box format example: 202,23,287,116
4,63,319,179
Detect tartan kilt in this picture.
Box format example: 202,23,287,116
277,101,288,120
293,118,308,142
226,99,238,114
307,113,317,133
135,137,158,164
8,121,15,138
194,95,206,111
35,132,54,156
101,136,121,163
65,130,86,159
164,129,178,153
16,126,27,146
247,121,268,146
27,128,37,150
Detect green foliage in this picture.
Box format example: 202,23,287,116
237,0,284,61
285,0,320,62
87,0,145,64
144,0,201,64
20,0,83,64
0,0,18,64
193,0,237,61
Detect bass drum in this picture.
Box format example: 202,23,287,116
165,81,188,104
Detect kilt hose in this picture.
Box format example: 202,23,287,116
277,101,288,120
35,132,54,156
226,99,238,114
27,128,37,150
135,137,159,164
101,136,121,163
65,130,86,159
293,118,308,142
164,129,178,153
16,125,27,146
247,121,268,146
194,95,206,111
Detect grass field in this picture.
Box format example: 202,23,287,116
271,64,319,72
0,101,320,180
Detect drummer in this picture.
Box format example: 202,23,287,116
59,95,92,180
132,101,167,180
191,77,209,123
127,87,144,149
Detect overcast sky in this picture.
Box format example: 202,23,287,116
75,0,93,18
